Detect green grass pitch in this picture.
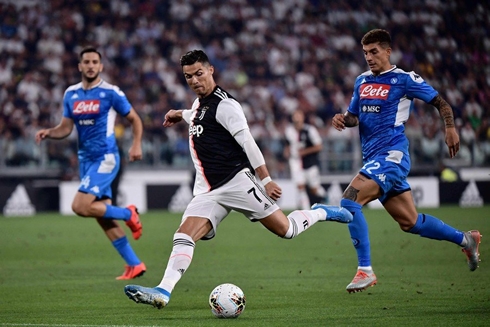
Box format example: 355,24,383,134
1,206,489,326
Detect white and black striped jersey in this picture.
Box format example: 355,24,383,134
285,123,322,169
183,86,253,195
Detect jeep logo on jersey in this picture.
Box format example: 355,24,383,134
360,84,391,99
189,124,204,137
73,100,100,115
361,105,381,113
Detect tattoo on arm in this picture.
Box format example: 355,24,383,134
430,94,455,128
343,186,359,201
344,112,359,127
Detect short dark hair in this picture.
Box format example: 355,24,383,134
180,50,210,67
361,29,391,49
79,47,102,61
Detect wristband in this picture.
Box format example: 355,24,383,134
261,176,272,185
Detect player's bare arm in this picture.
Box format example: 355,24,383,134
429,94,460,158
35,117,74,144
332,112,359,131
163,109,184,127
125,108,143,161
255,165,282,201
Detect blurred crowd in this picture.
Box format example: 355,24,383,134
0,0,489,180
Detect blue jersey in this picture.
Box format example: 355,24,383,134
63,80,131,161
347,66,438,161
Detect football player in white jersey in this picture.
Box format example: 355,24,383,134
284,110,327,210
35,47,146,280
331,29,481,293
124,50,353,309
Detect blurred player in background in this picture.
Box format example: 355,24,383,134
35,47,146,280
331,29,481,292
284,110,327,209
124,50,352,309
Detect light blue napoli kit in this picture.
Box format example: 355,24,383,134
347,66,438,203
63,80,132,199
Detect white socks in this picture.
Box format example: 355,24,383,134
157,233,195,293
283,209,324,239
298,189,310,210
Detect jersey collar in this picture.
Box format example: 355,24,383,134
379,65,397,75
83,79,104,90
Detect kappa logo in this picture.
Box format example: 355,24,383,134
177,268,186,275
73,100,100,115
71,93,79,99
360,84,391,99
90,186,100,194
376,173,386,184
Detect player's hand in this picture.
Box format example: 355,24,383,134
163,109,183,127
445,127,460,158
332,113,346,131
35,129,49,144
128,144,143,162
265,181,282,201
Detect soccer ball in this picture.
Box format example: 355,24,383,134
209,283,246,318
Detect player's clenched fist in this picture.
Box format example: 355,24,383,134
332,113,346,131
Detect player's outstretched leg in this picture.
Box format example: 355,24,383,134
125,205,142,240
346,268,377,293
462,230,482,271
311,203,353,223
124,285,170,309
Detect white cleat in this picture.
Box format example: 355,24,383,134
346,269,377,293
124,285,170,309
462,230,482,271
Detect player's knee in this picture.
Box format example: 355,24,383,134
396,215,416,232
71,202,90,217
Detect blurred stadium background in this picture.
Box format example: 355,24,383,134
0,0,489,213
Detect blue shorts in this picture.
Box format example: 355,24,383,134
78,153,120,200
360,150,411,204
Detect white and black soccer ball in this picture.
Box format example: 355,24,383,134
209,283,246,318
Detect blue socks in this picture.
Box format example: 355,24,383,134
103,204,131,220
341,199,371,267
408,213,464,245
112,236,141,266
341,199,465,267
